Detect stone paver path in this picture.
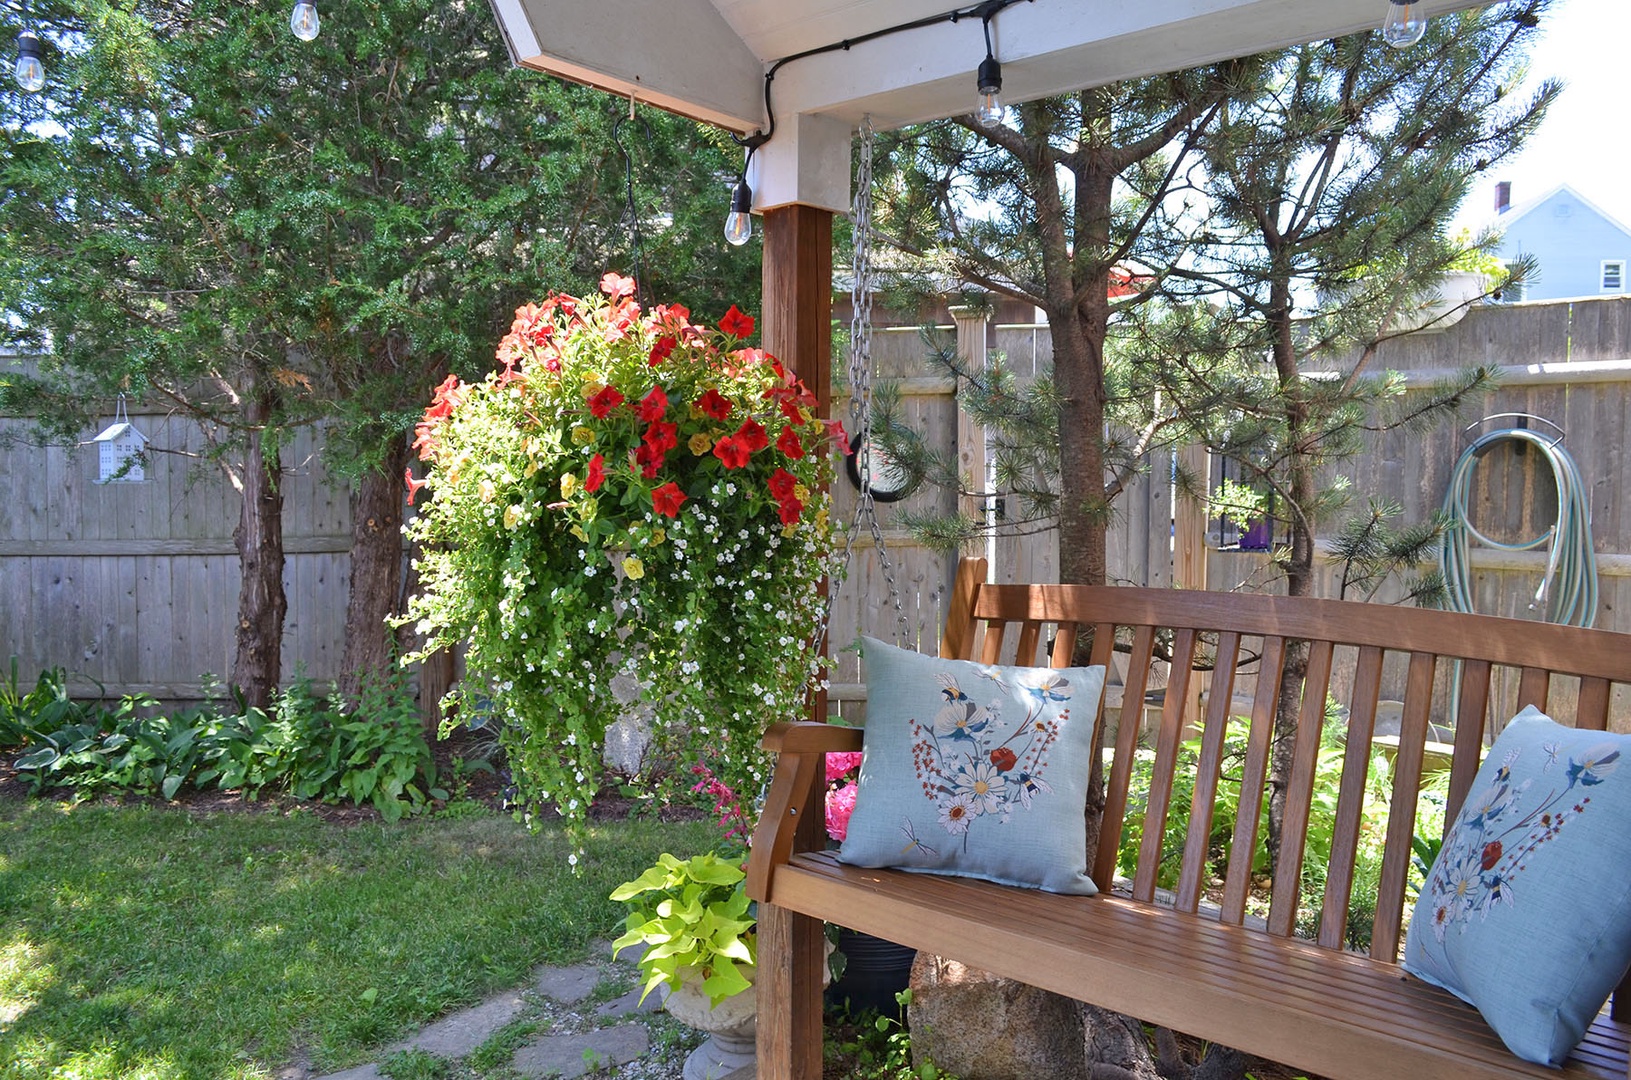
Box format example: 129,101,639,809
313,945,693,1080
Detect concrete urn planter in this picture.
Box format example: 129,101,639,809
661,967,759,1080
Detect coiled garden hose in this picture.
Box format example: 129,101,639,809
1438,427,1598,628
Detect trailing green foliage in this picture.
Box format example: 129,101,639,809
7,671,440,821
610,851,757,1007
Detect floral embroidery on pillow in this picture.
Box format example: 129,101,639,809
1417,735,1622,959
904,667,1075,849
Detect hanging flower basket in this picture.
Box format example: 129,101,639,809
401,274,844,840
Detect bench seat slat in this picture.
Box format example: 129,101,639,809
1177,631,1241,913
1449,658,1493,826
1318,644,1384,950
1268,639,1334,937
773,853,1627,1080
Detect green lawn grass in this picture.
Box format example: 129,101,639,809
0,799,716,1080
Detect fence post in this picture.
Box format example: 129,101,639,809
949,305,991,576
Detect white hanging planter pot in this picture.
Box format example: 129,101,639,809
1394,270,1488,335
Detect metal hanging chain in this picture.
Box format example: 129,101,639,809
830,115,910,648
611,94,652,310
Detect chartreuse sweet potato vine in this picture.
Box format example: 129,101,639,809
401,274,841,853
610,851,757,1007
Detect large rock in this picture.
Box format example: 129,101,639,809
907,953,1090,1080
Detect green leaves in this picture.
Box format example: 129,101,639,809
609,852,757,1008
7,670,437,819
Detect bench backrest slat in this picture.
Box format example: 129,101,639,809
1267,639,1336,937
936,557,1631,961
1096,622,1159,887
1317,644,1385,950
1176,630,1242,913
1371,652,1438,960
1448,658,1493,826
1218,633,1284,926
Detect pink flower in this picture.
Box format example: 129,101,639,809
825,783,859,842
826,752,863,784
600,272,635,299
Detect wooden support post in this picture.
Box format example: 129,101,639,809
755,902,827,1080
761,202,833,828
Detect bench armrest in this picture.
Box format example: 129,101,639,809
761,720,864,754
744,722,863,903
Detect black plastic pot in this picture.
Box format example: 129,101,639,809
825,927,916,1019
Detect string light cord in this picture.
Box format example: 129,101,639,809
730,0,1034,156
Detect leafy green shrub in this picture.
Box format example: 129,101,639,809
10,668,441,820
1116,704,1443,948
1,658,90,747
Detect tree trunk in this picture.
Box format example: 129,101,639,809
338,437,409,700
1263,279,1317,871
232,387,288,712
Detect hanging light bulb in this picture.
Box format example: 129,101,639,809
724,177,753,246
1381,0,1427,48
290,0,320,41
14,30,44,93
975,54,1003,124
974,12,1003,124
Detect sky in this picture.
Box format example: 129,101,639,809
1452,0,1631,231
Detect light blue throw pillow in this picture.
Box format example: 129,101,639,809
836,636,1105,895
1403,705,1631,1066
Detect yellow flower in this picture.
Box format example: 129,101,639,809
570,524,588,542
622,555,645,580
504,504,524,529
794,483,810,502
689,432,714,456
524,459,539,478
478,478,496,503
650,528,666,545
572,426,596,445
561,473,580,499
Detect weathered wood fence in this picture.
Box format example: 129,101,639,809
0,398,352,702
5,295,1630,734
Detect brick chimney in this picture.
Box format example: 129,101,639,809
1495,180,1512,214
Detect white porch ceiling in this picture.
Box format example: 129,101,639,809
491,0,1498,135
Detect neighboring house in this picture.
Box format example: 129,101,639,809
1489,181,1631,302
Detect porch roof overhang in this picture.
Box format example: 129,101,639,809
491,0,1495,212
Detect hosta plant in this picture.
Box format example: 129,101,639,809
401,274,841,846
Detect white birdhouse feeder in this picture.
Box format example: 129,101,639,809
92,396,148,484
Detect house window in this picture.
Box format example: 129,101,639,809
1604,260,1626,293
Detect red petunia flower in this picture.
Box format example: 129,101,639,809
587,385,625,418
584,453,606,493
736,418,768,452
648,303,692,335
635,442,666,479
695,388,733,421
651,481,688,517
777,496,803,527
713,434,751,470
404,469,429,505
826,419,853,454
778,397,803,423
600,272,636,299
648,336,677,367
768,467,798,502
638,385,669,423
643,421,678,454
989,747,1018,772
719,304,755,339
776,427,805,460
